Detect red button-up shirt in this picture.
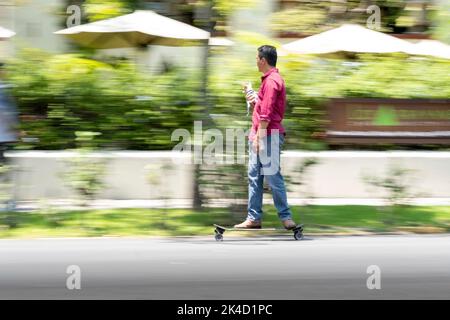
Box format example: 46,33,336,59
249,68,287,141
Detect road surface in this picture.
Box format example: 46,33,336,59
0,234,449,299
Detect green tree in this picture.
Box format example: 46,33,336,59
430,1,450,43
271,1,409,34
361,163,428,225
83,0,139,21
60,131,108,208
5,49,203,151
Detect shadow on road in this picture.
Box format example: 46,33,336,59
164,235,315,244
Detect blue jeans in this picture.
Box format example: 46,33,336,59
247,133,292,222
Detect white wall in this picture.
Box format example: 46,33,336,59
5,151,194,201
4,151,450,202
281,151,450,199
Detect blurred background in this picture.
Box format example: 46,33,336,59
0,0,449,237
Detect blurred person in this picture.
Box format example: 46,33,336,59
0,62,19,163
234,45,297,230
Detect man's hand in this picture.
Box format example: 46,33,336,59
253,121,269,153
243,83,258,106
252,137,266,153
246,91,258,106
252,138,260,153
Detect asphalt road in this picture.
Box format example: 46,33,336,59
0,234,449,299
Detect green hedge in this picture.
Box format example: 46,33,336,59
4,48,450,151
5,49,203,150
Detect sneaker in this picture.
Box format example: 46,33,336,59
234,219,262,229
282,219,297,230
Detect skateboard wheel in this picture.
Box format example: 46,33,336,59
294,231,304,241
215,234,223,241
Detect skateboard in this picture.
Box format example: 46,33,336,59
213,224,304,241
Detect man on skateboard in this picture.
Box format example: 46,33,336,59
234,45,297,230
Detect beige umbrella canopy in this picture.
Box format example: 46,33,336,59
0,26,15,39
282,24,413,55
405,40,450,59
208,37,234,47
54,10,210,49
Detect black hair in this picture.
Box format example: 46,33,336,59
257,45,277,67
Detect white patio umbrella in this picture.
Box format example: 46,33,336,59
54,10,210,49
282,24,413,55
405,40,450,59
0,26,15,39
208,37,234,47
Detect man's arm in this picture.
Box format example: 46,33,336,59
257,120,269,139
258,79,278,124
254,79,278,151
253,120,268,153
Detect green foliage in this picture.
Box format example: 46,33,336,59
362,164,419,206
4,47,450,153
61,154,107,205
0,205,448,238
430,1,450,43
361,163,428,225
270,4,330,35
286,157,320,201
145,162,175,213
83,0,138,21
283,53,450,148
199,163,248,212
59,131,108,207
212,0,256,17
327,54,450,99
208,33,445,151
5,49,203,151
201,0,257,32
0,163,12,205
271,1,407,34
0,162,17,228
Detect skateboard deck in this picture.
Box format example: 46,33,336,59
213,224,304,241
